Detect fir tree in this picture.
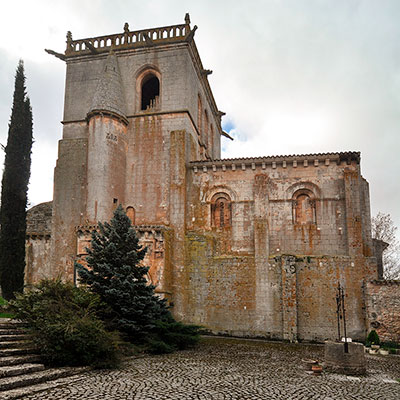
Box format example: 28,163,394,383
0,60,33,300
76,205,169,340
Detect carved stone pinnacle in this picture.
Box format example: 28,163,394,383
185,13,191,25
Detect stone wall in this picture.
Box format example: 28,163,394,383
25,202,53,284
183,236,375,341
183,154,377,341
366,280,400,343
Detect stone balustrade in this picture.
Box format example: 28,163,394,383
66,23,190,56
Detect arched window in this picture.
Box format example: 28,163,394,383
126,206,135,224
210,124,214,157
197,95,202,136
292,190,316,225
211,193,232,228
141,74,160,110
204,110,209,147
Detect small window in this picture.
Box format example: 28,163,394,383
292,190,316,225
211,193,232,228
141,74,160,110
126,206,135,224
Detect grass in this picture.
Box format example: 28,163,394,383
0,313,14,318
0,296,14,318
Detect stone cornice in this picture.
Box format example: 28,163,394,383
189,152,361,172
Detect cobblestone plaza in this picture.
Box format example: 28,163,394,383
16,338,400,400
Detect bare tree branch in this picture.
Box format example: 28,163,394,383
372,212,400,280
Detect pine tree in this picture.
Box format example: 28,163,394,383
76,205,169,340
0,60,33,300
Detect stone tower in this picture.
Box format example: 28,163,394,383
50,15,224,298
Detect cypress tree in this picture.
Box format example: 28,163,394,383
0,60,33,300
76,205,169,340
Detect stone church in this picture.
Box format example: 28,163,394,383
25,15,382,342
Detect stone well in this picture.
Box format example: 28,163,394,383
324,341,366,375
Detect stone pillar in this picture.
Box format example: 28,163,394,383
344,169,363,257
253,174,273,333
281,255,298,341
169,130,187,319
343,167,369,339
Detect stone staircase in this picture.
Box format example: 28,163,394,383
0,319,89,399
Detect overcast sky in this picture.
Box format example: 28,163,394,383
1,0,399,234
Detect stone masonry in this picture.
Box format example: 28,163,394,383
25,14,392,343
366,280,400,343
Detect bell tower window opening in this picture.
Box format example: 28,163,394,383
141,75,160,110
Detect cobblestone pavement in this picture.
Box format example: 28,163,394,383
22,337,400,400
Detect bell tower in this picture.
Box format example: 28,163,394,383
48,15,224,289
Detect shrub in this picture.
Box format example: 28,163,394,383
366,330,380,346
145,318,200,354
381,341,399,349
10,279,120,368
0,296,14,318
146,338,175,355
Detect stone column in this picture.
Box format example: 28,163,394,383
281,255,298,341
253,174,280,335
169,130,187,320
344,169,363,257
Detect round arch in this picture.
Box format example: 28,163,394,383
135,65,162,112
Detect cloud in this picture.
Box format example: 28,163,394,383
0,0,399,234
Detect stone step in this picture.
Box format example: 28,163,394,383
0,329,27,336
0,347,37,357
0,363,45,378
0,334,31,342
0,321,26,330
0,355,42,367
0,366,89,392
0,341,31,350
0,368,89,400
